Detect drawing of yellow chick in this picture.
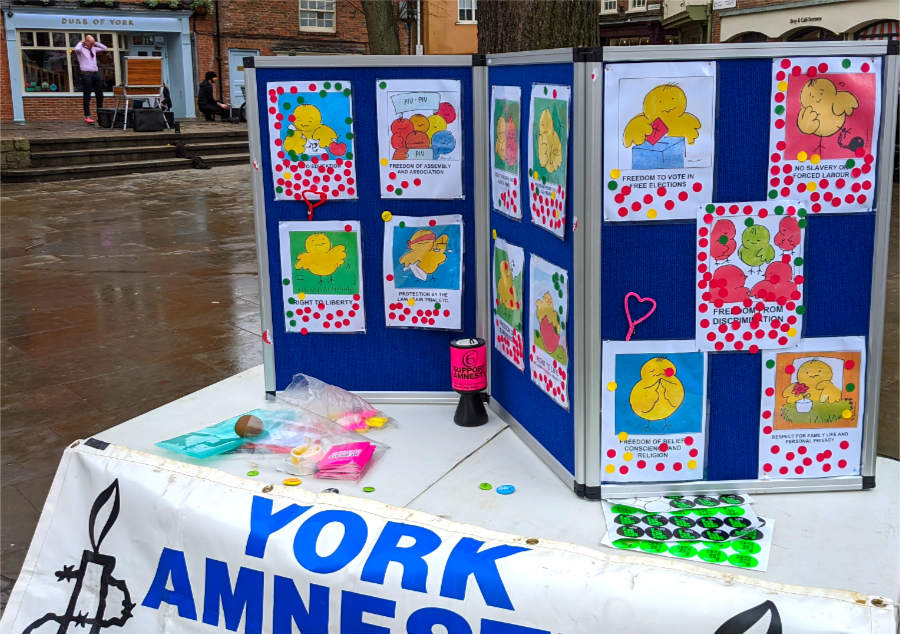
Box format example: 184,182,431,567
782,360,842,404
623,84,701,148
497,260,517,310
495,116,507,162
284,104,338,154
629,357,685,423
398,230,449,281
295,233,347,278
798,78,858,140
537,109,563,174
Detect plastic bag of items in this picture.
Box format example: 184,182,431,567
277,373,392,433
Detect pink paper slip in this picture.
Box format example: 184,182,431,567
315,441,376,481
647,117,669,145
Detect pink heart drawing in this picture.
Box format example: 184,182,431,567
624,292,657,341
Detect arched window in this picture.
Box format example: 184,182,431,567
727,31,768,43
785,27,840,42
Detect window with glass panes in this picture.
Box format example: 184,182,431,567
18,31,123,94
299,0,336,32
601,0,618,13
629,0,647,9
458,0,476,23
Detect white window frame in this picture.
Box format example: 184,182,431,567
628,0,647,11
601,0,618,14
299,0,337,33
458,0,477,24
18,30,122,96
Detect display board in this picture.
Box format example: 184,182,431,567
246,56,483,395
582,41,897,498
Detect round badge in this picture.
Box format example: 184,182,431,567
673,528,700,540
668,498,696,509
718,494,745,505
732,540,762,555
670,516,696,529
699,548,728,563
697,517,723,529
724,516,752,529
727,553,759,568
282,477,302,486
639,541,668,554
322,488,340,494
719,506,745,516
644,514,668,528
479,482,493,490
701,528,730,542
614,514,641,526
646,527,672,541
246,470,259,477
692,508,718,517
735,528,764,541
668,544,698,558
610,504,643,514
611,538,641,550
496,484,516,495
362,486,375,493
616,526,644,539
695,496,720,507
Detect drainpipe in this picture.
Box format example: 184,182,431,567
416,0,423,55
215,0,224,101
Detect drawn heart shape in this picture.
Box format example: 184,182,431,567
624,291,657,341
328,141,347,156
301,189,328,220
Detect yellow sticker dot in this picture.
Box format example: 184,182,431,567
797,151,808,162
607,381,618,391
787,327,797,337
492,229,498,240
380,158,388,166
283,171,292,180
647,209,658,220
687,460,697,469
550,191,556,200
805,182,817,192
381,211,392,221
407,297,415,306
617,431,628,442
623,452,633,461
297,292,306,300
810,154,821,165
777,81,788,92
841,409,852,419
605,464,615,474
610,168,621,179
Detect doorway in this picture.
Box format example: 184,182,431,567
228,48,258,107
129,33,170,86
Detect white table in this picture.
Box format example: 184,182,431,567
96,365,900,602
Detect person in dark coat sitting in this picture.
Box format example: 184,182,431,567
198,71,233,121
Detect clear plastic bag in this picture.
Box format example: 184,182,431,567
277,373,393,433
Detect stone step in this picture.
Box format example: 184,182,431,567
27,129,248,153
29,140,249,168
1,153,249,183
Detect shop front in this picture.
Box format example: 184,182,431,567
3,8,195,121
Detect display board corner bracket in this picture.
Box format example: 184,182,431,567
472,53,487,66
887,40,899,56
243,56,256,68
862,475,876,489
574,47,603,63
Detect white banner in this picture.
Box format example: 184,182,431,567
2,442,895,633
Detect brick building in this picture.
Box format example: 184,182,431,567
598,0,678,46
2,0,411,122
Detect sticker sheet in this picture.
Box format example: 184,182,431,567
601,340,707,482
528,255,569,408
768,56,882,214
610,493,755,514
527,84,570,238
278,221,365,334
383,215,463,330
603,61,716,221
491,85,522,219
376,78,463,199
758,336,866,479
601,500,763,543
266,81,357,202
493,238,524,370
696,202,806,352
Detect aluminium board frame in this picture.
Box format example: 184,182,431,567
582,40,898,499
245,54,489,405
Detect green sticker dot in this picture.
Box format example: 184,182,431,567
798,208,807,217
246,470,259,477
846,383,855,392
319,90,327,98
324,81,331,89
612,539,641,550
732,540,761,555
379,81,387,89
345,152,354,159
479,482,492,490
699,548,728,563
289,320,296,327
842,58,851,68
608,181,617,191
283,102,291,109
288,297,296,304
744,218,755,227
639,542,668,554
766,359,775,369
718,235,728,245
774,105,785,115
345,116,353,124
669,544,698,558
275,186,283,193
798,219,807,229
728,553,759,568
610,504,643,514
300,153,309,161
701,541,729,550
794,257,804,266
363,486,375,493
335,82,342,90
398,221,406,228
346,132,354,139
289,151,299,161
774,205,784,215
719,506,745,516
286,310,294,317
693,508,718,517
845,158,855,168
543,86,548,95
282,278,290,286
768,189,777,199
706,204,715,213
434,302,441,309
343,88,351,96
395,188,403,196
796,305,806,315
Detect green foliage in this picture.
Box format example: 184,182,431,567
781,399,854,424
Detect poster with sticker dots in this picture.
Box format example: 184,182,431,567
529,254,569,409
768,57,882,214
758,336,866,479
382,214,463,331
527,84,570,238
696,202,806,352
601,340,707,482
603,61,716,221
266,81,357,202
490,85,522,220
278,220,365,335
493,237,525,370
376,79,463,199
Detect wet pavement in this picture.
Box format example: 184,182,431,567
0,165,897,606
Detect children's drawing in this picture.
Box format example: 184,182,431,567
602,340,707,483
493,238,524,370
758,337,865,479
696,202,806,352
529,255,569,408
383,215,462,330
768,56,881,213
279,220,365,334
528,84,570,238
604,61,716,221
376,79,462,199
266,81,357,202
491,86,522,219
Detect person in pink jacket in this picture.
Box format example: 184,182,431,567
73,35,108,124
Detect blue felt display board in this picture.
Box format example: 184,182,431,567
255,66,476,391
600,57,880,483
488,63,576,475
